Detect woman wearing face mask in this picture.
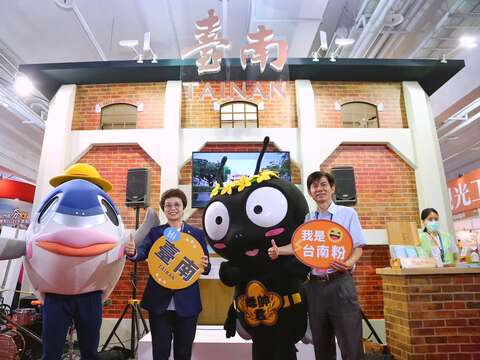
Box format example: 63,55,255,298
418,208,458,266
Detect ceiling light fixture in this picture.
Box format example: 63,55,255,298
440,36,478,64
119,40,143,63
459,36,478,49
329,38,354,63
120,33,159,64
143,32,159,63
334,38,355,47
14,74,34,96
311,31,327,62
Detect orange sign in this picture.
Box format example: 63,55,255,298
235,281,282,327
447,169,480,215
291,220,353,269
147,231,204,290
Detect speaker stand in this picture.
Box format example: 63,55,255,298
101,207,149,358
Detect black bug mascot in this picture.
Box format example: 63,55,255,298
202,137,310,360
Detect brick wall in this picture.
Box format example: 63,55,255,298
354,245,391,319
312,82,408,128
179,142,302,185
181,81,297,128
382,274,480,359
78,145,161,318
72,83,166,130
320,144,420,229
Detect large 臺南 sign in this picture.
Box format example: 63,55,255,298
181,9,288,75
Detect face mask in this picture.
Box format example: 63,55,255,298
426,221,440,232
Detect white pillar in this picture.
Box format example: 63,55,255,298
162,81,182,191
402,81,454,235
32,85,77,213
295,80,317,210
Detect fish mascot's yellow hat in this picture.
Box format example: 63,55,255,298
49,163,113,192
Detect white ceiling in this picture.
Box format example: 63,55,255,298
0,106,43,182
0,0,330,63
0,0,479,183
429,44,480,180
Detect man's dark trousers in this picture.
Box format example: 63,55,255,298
305,272,364,360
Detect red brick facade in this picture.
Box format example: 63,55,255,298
355,245,391,319
382,273,480,359
312,82,408,128
72,83,166,130
78,145,161,318
321,144,420,229
181,81,297,128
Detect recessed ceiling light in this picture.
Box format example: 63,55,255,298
335,38,355,47
119,40,139,47
14,74,34,96
459,36,477,49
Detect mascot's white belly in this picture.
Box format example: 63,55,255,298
23,179,126,301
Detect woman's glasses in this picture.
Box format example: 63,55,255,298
165,203,182,209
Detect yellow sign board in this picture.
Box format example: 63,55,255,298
147,230,204,290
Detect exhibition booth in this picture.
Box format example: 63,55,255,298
1,53,478,360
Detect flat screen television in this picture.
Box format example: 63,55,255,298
191,151,291,208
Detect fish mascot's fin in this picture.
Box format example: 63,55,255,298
133,207,160,244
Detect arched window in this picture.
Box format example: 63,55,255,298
100,103,137,130
220,101,258,128
341,102,379,128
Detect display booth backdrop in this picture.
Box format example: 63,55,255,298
30,77,452,327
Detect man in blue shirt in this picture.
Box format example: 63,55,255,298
268,171,365,360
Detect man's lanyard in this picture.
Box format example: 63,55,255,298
428,232,445,262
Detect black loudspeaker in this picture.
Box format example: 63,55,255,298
126,168,150,208
331,166,357,206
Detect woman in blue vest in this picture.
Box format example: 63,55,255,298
125,188,210,360
418,208,457,266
